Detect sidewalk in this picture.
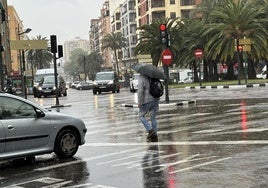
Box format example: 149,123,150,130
121,99,196,108
185,83,268,89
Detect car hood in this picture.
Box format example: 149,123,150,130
45,110,85,127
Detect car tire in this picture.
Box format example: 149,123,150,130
54,129,79,158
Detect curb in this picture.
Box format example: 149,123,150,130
121,100,196,108
185,83,268,89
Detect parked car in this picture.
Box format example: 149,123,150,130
76,81,93,90
71,81,80,89
33,75,67,98
92,71,120,94
129,73,139,92
0,92,87,160
256,70,267,79
178,77,193,84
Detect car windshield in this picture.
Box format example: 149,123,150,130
43,76,56,84
96,73,114,80
34,73,54,83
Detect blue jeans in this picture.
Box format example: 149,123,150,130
139,99,159,132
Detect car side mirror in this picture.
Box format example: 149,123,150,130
35,108,45,118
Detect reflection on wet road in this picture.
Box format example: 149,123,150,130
1,87,268,187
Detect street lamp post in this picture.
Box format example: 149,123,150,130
18,28,31,99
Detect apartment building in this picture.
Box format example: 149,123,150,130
0,0,11,89
120,0,137,71
63,37,91,64
136,0,201,27
90,0,202,73
7,5,25,76
89,19,100,53
98,1,113,70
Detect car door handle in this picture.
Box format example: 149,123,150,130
7,125,14,130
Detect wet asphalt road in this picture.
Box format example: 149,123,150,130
0,86,268,188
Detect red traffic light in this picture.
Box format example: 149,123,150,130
159,24,166,31
238,45,243,52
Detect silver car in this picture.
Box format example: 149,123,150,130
0,93,87,161
129,73,139,92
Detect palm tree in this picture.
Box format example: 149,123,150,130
101,32,127,75
26,35,53,69
135,17,180,67
202,0,268,79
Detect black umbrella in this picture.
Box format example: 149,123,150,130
131,63,165,79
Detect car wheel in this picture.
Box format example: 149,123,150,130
54,129,79,158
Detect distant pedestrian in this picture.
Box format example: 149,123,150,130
138,74,159,142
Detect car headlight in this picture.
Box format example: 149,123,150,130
53,86,56,90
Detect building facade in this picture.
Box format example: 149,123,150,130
63,37,91,64
0,0,11,89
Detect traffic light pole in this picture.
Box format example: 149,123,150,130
159,23,170,103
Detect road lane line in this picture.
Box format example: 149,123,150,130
170,157,232,174
83,140,268,147
96,151,145,165
35,147,144,171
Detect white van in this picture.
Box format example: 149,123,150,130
34,68,55,85
257,66,267,79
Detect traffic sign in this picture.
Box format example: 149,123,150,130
194,49,203,58
239,39,251,45
10,40,48,50
162,49,173,65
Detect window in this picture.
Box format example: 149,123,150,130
170,0,175,5
170,12,176,19
0,97,36,119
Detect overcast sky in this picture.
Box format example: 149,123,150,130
7,0,104,44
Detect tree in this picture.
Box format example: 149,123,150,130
64,49,103,81
135,17,180,67
101,33,127,75
26,35,53,69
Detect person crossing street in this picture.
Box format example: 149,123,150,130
138,73,159,142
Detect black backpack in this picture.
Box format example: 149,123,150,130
149,78,163,98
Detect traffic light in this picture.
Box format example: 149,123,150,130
58,45,63,58
159,24,168,47
237,45,243,52
50,35,57,53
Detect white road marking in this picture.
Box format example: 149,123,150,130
2,177,65,188
83,140,268,147
96,151,145,165
35,147,144,171
170,157,232,174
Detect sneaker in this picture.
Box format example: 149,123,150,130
147,129,157,142
150,135,158,142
